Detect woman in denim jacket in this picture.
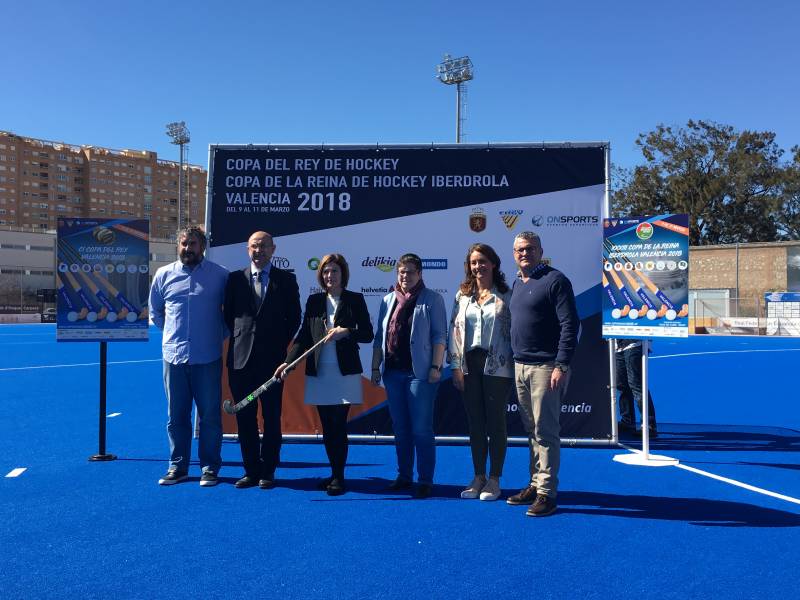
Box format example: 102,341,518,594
372,253,447,499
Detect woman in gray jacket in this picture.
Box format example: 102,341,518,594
448,243,514,501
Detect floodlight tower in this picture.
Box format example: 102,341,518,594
436,54,474,143
165,121,190,230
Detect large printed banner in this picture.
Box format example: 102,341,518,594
207,144,609,439
602,214,690,339
56,218,150,341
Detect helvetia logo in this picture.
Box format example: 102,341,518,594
499,209,523,230
361,286,391,297
362,256,396,272
636,222,654,240
469,208,486,232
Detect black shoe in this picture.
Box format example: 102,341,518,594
618,421,637,435
414,484,433,499
199,470,219,487
235,475,259,489
158,469,188,486
526,494,557,517
506,484,537,505
316,476,334,491
259,478,276,489
386,477,413,491
326,478,346,496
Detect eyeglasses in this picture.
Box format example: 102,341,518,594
513,246,539,255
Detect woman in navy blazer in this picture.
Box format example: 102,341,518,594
371,253,447,499
277,254,373,495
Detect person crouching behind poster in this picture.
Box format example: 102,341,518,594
448,243,514,502
371,253,447,499
275,254,373,496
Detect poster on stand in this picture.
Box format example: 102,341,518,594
602,214,689,339
56,218,150,341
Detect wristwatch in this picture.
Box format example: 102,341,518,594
555,363,569,374
431,364,443,372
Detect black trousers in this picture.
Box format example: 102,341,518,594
229,364,283,479
616,345,657,429
317,404,351,480
463,348,512,478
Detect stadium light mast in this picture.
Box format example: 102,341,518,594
436,54,474,143
165,121,190,230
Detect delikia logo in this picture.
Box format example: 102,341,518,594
469,208,486,232
362,256,396,272
499,209,523,230
636,222,654,240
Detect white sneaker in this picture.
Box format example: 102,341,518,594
460,475,487,499
479,477,501,501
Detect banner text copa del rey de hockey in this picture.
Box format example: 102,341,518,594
206,144,610,440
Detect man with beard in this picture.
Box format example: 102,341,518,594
224,231,300,489
149,225,229,486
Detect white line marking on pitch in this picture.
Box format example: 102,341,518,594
675,463,800,505
107,412,122,418
616,445,800,506
6,468,27,478
0,359,160,372
652,348,800,360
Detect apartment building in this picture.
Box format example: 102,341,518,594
0,130,206,239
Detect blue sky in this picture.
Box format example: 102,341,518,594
3,1,798,169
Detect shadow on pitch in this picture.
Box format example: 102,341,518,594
619,425,800,453
557,490,800,527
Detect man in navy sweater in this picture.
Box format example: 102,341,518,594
507,231,579,517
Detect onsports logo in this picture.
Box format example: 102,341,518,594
307,257,320,270
531,215,544,227
499,209,523,230
421,259,447,270
537,215,600,227
362,256,396,272
636,222,654,240
469,208,486,232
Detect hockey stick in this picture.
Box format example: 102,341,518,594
223,336,328,414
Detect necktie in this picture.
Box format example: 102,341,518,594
254,271,263,306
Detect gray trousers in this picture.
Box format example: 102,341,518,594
514,362,570,498
463,349,512,478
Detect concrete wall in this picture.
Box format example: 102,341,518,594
690,241,800,298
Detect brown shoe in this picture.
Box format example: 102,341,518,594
526,494,557,517
506,484,537,505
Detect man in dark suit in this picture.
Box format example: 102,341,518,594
224,231,301,489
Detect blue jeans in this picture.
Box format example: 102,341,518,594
383,368,439,485
163,358,223,474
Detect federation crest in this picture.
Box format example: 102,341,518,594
469,208,486,232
